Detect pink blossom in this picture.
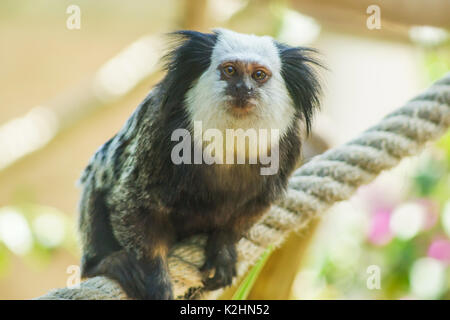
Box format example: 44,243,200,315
427,239,450,264
368,209,392,246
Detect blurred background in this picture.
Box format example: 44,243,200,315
0,0,449,300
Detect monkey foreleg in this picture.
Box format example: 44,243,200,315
201,230,238,290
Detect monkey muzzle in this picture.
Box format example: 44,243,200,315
227,82,256,114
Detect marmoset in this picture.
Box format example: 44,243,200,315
78,28,322,300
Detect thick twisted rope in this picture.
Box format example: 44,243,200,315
37,73,450,300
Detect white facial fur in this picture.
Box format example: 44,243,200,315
184,29,295,162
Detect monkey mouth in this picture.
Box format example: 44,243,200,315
226,99,256,117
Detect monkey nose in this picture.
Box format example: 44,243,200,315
234,83,253,97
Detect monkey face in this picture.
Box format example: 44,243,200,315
218,60,272,116
185,29,295,138
183,27,320,145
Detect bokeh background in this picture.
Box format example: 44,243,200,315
0,0,449,300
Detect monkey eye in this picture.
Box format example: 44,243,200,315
252,70,267,81
223,65,236,76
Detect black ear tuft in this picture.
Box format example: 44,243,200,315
163,30,218,75
161,31,218,106
275,42,323,135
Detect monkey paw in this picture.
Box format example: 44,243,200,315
201,245,237,290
